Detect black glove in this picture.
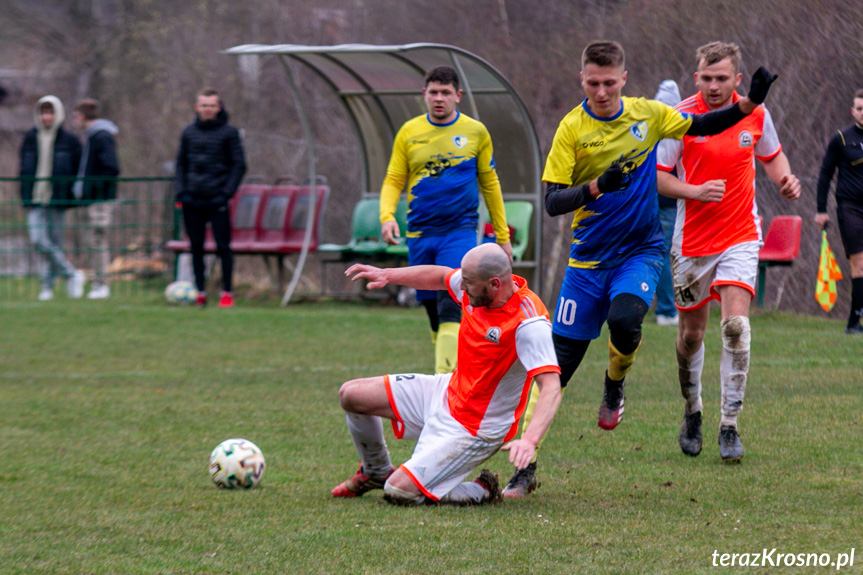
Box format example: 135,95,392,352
596,164,624,195
747,66,778,105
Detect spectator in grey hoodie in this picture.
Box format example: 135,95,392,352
73,98,120,299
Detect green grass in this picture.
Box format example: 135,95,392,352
1,290,860,574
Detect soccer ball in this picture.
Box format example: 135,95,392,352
209,438,266,489
165,281,198,304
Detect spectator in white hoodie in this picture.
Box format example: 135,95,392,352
19,95,85,300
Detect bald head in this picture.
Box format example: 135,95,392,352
462,243,511,281
459,244,515,309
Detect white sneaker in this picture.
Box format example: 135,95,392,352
67,270,86,299
87,284,111,299
656,314,679,326
38,287,54,301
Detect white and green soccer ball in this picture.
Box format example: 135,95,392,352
209,438,266,489
164,281,198,304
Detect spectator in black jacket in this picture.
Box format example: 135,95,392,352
175,88,247,308
19,95,85,301
73,98,120,299
815,89,863,335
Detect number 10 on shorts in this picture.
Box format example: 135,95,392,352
556,297,577,326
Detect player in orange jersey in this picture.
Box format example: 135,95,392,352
656,42,800,462
330,243,561,505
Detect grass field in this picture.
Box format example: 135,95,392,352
1,288,860,574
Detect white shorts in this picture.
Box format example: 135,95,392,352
385,372,501,501
671,241,761,311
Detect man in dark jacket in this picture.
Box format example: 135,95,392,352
73,98,120,299
815,89,863,335
19,95,86,301
175,88,246,307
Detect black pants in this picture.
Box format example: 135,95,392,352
182,200,232,293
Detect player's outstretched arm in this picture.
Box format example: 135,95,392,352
501,372,562,470
686,67,778,137
346,263,451,291
657,170,725,203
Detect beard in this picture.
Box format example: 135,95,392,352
468,286,492,308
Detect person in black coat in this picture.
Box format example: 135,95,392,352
19,95,86,300
175,88,246,307
815,89,863,335
73,98,120,299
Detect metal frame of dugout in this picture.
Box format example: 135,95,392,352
223,43,543,304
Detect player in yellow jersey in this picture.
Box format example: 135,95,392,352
503,40,778,497
380,66,512,374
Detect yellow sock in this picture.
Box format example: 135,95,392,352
435,322,459,374
520,381,565,464
608,338,641,381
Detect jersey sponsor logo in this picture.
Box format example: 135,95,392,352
453,135,468,149
485,327,501,344
581,140,605,148
641,282,649,292
412,139,430,145
629,121,648,142
423,155,452,178
607,153,640,192
739,131,753,147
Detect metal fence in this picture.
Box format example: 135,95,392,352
0,177,175,299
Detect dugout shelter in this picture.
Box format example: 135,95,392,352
224,43,543,303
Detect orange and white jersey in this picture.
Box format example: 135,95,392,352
444,269,560,442
657,91,782,257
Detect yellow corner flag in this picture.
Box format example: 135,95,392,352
815,229,843,312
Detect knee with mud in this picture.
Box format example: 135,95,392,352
721,315,751,351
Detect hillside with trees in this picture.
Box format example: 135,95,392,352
1,0,860,314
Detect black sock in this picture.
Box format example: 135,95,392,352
850,278,863,328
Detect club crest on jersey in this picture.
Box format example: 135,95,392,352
485,327,502,344
739,131,753,147
629,121,648,142
453,135,468,149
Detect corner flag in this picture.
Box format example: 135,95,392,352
815,229,842,312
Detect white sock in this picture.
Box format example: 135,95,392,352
383,482,423,505
438,481,488,505
677,343,704,414
719,316,750,428
345,413,392,478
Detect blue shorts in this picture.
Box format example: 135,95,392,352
552,247,663,340
407,229,477,301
